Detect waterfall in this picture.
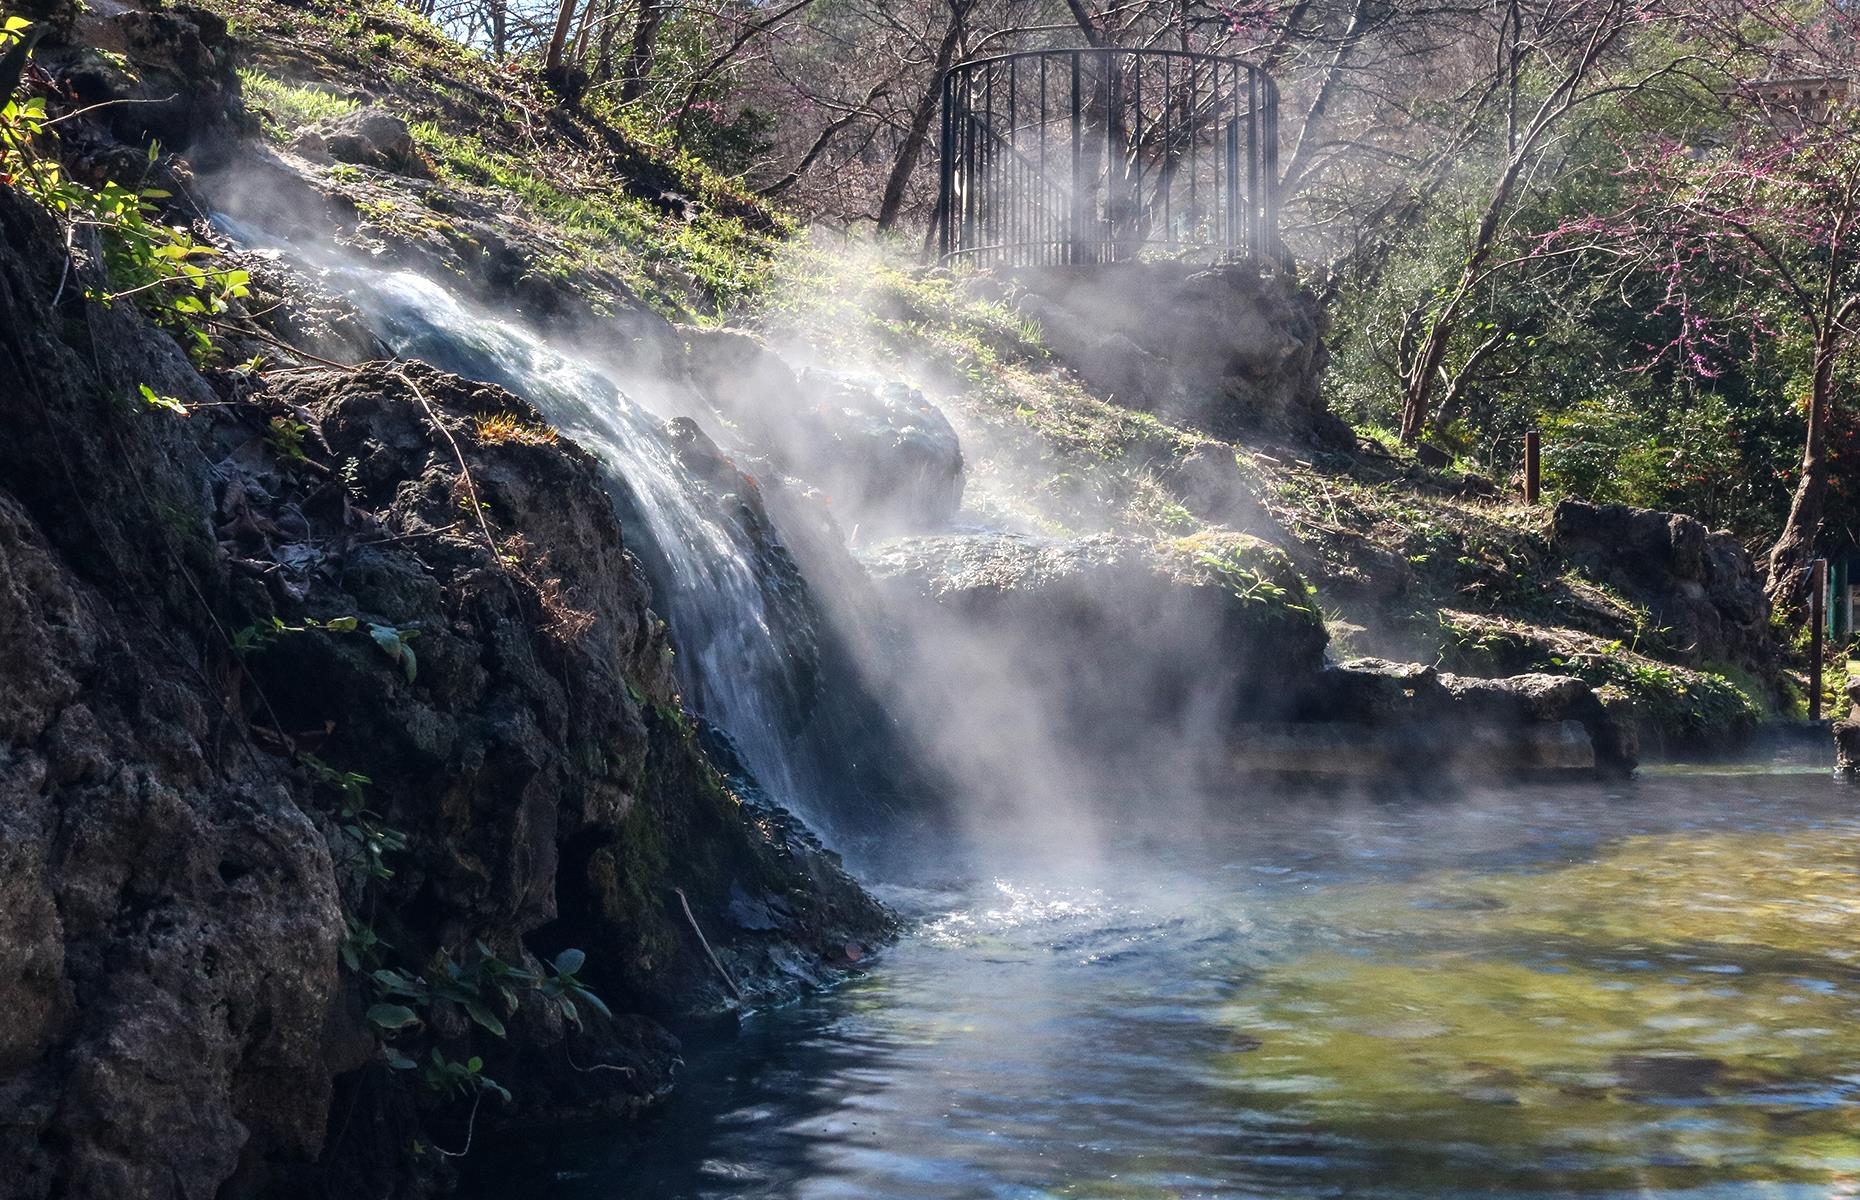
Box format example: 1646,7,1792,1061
235,244,822,823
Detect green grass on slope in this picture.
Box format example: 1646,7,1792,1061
215,0,781,317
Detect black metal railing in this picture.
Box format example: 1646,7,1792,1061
935,48,1280,268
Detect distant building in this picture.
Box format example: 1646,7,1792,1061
1740,75,1852,128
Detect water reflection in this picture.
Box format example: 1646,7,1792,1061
466,772,1860,1199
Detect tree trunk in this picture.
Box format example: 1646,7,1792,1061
875,1,966,233
569,0,597,68
543,0,581,78
1398,313,1454,443
1767,340,1837,617
1397,143,1538,443
593,0,620,81
619,1,668,104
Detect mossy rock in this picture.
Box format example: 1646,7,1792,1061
1436,609,1762,755
860,530,1329,722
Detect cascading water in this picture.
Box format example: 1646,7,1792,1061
355,270,817,813
224,233,823,822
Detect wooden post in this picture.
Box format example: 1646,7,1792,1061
1524,429,1541,505
1843,556,1854,644
1811,557,1827,722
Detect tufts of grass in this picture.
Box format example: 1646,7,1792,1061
474,412,558,446
1434,609,1763,747
239,68,359,139
407,120,776,316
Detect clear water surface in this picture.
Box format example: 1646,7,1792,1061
464,766,1860,1199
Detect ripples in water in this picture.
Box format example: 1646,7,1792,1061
465,770,1860,1199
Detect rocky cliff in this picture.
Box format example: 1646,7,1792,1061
0,166,889,1197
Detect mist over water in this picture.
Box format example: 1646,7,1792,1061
464,767,1860,1200
204,215,1860,1199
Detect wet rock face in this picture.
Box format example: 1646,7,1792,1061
0,183,344,1199
1551,500,1778,685
986,262,1349,447
0,174,889,1197
239,360,890,1005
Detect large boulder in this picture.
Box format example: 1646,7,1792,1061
850,528,1327,821
1271,658,1636,777
794,368,964,530
680,328,964,532
1551,499,1777,686
294,108,423,175
861,528,1326,728
1436,670,1637,772
987,262,1349,446
1164,441,1271,529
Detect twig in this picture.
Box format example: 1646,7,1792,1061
103,267,250,302
40,92,180,128
672,886,744,1000
427,1088,483,1158
207,319,356,369
564,1046,636,1076
386,364,512,589
50,220,73,307
356,521,463,547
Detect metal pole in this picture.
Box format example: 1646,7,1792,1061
1812,557,1827,722
1008,57,1018,267
1161,55,1172,245
1246,68,1259,256
1132,58,1143,244
1524,429,1541,504
1263,73,1280,264
1105,50,1116,262
937,70,954,261
1070,51,1083,265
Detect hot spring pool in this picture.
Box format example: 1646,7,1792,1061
464,767,1860,1199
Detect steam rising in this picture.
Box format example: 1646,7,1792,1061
210,168,1312,874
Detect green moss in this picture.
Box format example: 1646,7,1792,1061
1436,609,1762,746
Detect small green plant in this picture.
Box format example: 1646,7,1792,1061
369,622,419,683
1201,556,1302,609
360,940,614,1109
267,415,310,461
4,22,249,361
301,754,406,882
341,915,391,972
415,1050,510,1103
231,612,361,654
137,382,187,415
538,948,614,1025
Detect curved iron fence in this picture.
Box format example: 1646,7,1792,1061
935,48,1280,268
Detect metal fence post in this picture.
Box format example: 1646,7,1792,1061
1812,557,1828,722
1524,429,1540,504
934,49,1280,269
